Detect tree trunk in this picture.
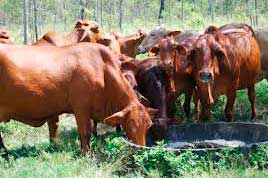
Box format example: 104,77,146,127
32,0,38,42
209,0,215,22
255,0,258,26
79,0,85,20
246,0,253,26
181,0,184,22
158,0,165,24
23,0,28,44
95,0,98,22
119,0,124,32
100,0,103,27
108,0,113,31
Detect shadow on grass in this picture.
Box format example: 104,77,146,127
6,127,82,160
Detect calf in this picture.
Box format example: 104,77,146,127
115,29,147,57
0,43,155,155
187,24,261,122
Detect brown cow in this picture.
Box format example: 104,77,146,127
254,28,268,80
185,24,261,122
137,26,196,54
149,35,200,119
114,29,147,57
0,43,156,155
33,20,111,46
0,30,12,44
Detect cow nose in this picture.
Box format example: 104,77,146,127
137,46,143,53
199,71,212,81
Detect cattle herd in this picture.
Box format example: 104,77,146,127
0,20,267,155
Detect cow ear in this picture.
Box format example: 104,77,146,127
121,60,138,72
74,20,83,28
104,110,128,126
167,31,181,38
146,108,158,117
90,25,99,33
213,43,231,71
205,26,218,35
176,45,187,56
149,45,159,56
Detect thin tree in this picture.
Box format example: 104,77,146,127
119,0,124,32
79,0,85,20
23,0,28,44
209,0,215,22
32,0,38,42
158,0,165,24
255,0,258,26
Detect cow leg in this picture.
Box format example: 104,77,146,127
47,116,60,143
74,111,91,155
225,90,236,122
167,92,178,119
183,88,193,118
0,132,8,157
248,86,257,121
193,89,200,123
92,120,97,136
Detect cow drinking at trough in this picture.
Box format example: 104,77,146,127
0,43,155,155
186,24,261,122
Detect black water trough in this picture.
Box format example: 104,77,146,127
124,122,268,153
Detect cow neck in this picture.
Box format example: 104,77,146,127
103,62,138,117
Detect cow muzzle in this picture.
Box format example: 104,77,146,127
137,46,145,54
199,71,213,82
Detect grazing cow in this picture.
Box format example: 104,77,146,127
149,35,200,119
0,43,156,155
33,20,111,46
254,28,268,80
0,30,12,44
186,24,261,122
114,29,147,57
137,26,195,54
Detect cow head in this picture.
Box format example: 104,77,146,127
137,26,181,54
127,29,147,47
104,103,157,145
74,20,111,46
190,32,230,106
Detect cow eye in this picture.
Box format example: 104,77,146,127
151,33,155,37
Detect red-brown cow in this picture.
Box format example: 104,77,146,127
0,30,12,44
186,24,261,122
33,20,111,46
0,43,156,155
114,29,147,57
149,35,200,119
